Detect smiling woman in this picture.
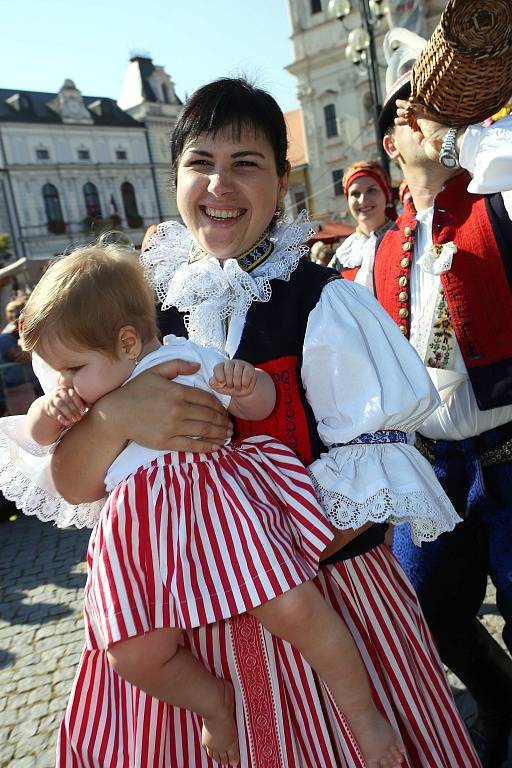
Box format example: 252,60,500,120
171,79,289,261
330,160,396,286
176,128,288,260
18,78,479,768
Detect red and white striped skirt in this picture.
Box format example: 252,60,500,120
84,436,334,647
57,544,480,767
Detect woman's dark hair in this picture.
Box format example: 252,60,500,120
171,78,289,178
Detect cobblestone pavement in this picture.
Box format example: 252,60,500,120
1,516,511,767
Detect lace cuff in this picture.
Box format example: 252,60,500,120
0,416,104,528
308,442,460,546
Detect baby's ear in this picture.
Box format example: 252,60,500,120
118,325,142,360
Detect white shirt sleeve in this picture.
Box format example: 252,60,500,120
460,115,512,194
302,279,440,446
302,280,459,545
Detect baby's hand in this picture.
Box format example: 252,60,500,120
44,387,88,428
210,359,257,396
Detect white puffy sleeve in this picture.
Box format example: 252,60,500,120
303,280,459,545
0,352,105,528
460,115,512,195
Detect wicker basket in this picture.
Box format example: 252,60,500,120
408,0,512,126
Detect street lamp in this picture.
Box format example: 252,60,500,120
328,0,390,171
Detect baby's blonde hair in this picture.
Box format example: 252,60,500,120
22,244,158,358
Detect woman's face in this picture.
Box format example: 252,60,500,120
347,176,387,234
176,126,289,260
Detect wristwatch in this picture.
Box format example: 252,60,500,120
439,127,460,169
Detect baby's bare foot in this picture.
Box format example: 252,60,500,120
350,708,405,768
202,680,239,765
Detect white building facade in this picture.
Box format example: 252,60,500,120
0,57,181,272
285,0,445,220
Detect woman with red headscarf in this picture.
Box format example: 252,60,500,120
331,161,395,287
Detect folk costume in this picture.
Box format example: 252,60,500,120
376,138,512,719
0,214,478,766
53,214,477,768
357,24,512,762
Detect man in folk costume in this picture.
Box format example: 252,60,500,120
353,26,512,768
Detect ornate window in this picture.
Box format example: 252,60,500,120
311,0,322,13
324,104,338,138
116,149,127,160
36,148,50,160
78,149,90,160
161,83,170,104
332,169,344,197
83,182,102,219
121,182,142,228
42,183,66,234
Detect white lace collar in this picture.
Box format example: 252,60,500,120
141,212,313,352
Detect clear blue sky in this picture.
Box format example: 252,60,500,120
2,0,300,113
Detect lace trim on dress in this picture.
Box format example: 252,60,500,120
310,476,459,547
0,418,104,528
141,212,313,353
334,232,367,269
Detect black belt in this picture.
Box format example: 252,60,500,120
322,523,388,566
416,422,512,468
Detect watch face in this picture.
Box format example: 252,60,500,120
440,153,457,169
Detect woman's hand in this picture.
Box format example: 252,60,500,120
100,359,232,452
52,358,232,504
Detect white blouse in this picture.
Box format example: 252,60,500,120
333,231,378,292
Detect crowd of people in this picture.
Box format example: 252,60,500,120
0,15,511,768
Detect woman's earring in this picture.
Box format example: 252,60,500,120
273,199,286,224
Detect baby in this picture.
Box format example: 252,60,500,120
21,244,405,768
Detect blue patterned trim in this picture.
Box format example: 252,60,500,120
188,231,274,272
332,430,407,447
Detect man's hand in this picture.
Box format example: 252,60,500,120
97,359,232,452
395,98,455,162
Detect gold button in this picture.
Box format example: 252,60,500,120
399,307,409,318
403,242,412,252
399,291,408,302
399,276,408,287
400,257,410,268
399,325,407,334
404,226,412,237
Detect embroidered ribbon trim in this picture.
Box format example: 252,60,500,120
331,430,407,447
426,288,456,370
189,231,275,274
